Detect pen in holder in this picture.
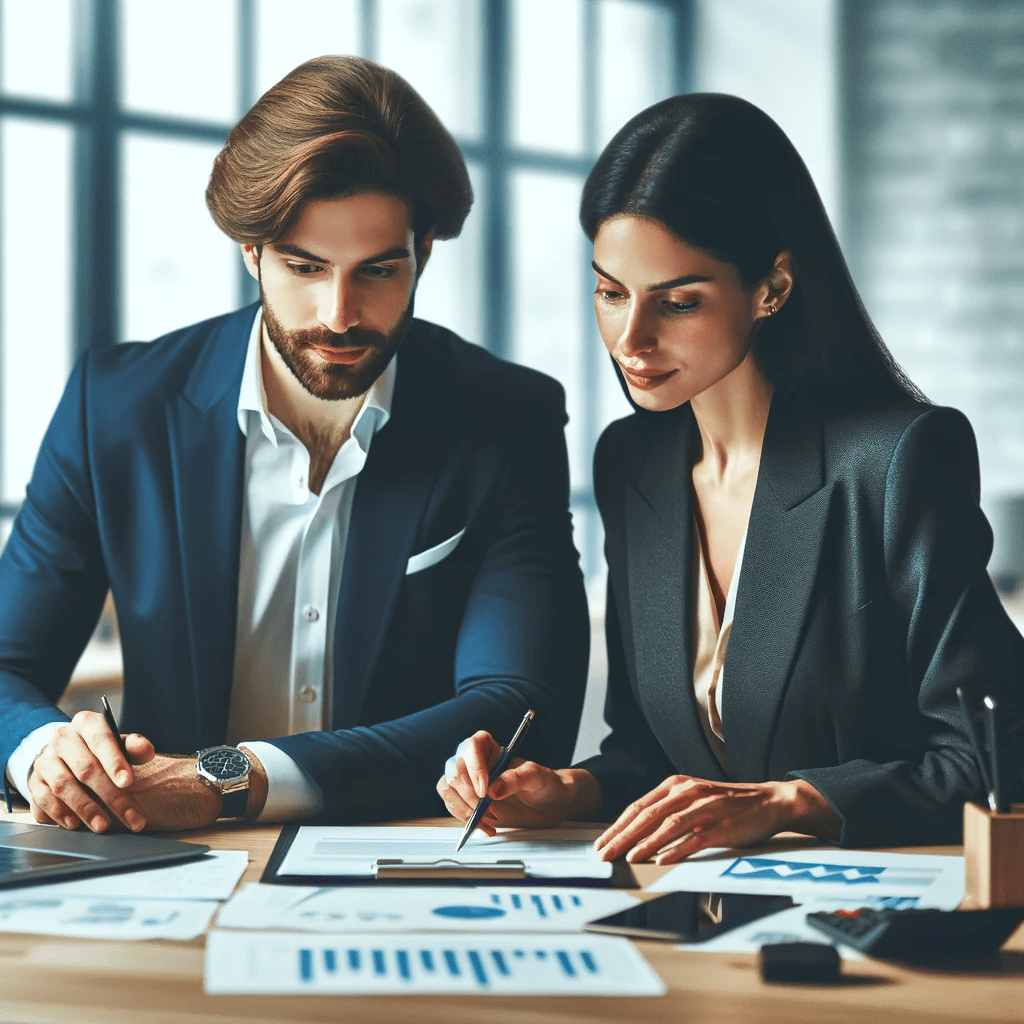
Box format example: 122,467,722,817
963,801,1024,908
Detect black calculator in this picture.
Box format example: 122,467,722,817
805,906,1024,961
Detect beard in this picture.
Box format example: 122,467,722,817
259,284,412,401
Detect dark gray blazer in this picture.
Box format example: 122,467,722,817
579,395,1024,846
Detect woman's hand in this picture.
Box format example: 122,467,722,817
594,775,841,864
436,730,602,835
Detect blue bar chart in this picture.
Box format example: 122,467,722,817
205,931,666,995
215,884,639,933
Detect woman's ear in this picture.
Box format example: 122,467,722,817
756,250,795,319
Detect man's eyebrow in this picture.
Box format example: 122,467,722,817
591,260,713,291
270,244,413,265
359,246,412,265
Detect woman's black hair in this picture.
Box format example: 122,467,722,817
580,93,926,408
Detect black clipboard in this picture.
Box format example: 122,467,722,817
260,824,637,888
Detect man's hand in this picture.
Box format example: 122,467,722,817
436,730,601,833
122,746,269,832
28,711,155,833
592,775,842,864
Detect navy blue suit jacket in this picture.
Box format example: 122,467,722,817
0,304,589,820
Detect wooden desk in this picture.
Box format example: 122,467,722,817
1,813,1021,1024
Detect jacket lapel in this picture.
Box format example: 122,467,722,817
331,328,457,729
722,398,833,779
625,406,727,782
165,309,250,747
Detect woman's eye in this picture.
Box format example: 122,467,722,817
595,288,626,303
666,300,698,315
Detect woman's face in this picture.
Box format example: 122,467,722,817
592,215,767,412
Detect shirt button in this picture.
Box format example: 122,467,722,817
303,605,320,622
298,686,317,703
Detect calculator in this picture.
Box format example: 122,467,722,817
805,906,1024,961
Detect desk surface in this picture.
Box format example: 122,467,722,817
0,813,1021,1024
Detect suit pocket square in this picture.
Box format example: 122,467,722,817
405,528,467,575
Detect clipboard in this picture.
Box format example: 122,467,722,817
260,825,637,888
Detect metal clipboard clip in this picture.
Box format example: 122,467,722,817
372,858,527,880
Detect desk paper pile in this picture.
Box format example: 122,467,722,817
647,847,965,959
205,826,666,996
0,849,248,940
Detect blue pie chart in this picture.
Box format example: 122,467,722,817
431,905,507,919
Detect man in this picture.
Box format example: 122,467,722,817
0,56,588,832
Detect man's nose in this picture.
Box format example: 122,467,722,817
318,279,360,334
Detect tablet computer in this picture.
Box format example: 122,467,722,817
0,820,210,888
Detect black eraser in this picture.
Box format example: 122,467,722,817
760,941,841,983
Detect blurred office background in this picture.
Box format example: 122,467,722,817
1,0,1023,750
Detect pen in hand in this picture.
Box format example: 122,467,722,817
101,694,130,761
455,709,535,853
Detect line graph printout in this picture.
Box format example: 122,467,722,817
204,931,665,995
216,884,638,933
648,848,964,909
275,827,612,880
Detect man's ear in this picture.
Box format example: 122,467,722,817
415,230,436,280
240,242,261,282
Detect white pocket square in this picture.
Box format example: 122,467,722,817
405,528,466,575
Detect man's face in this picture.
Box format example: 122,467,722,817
242,192,430,401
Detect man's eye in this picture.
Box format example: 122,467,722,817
288,263,323,276
361,265,397,279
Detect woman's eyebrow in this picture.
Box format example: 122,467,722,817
591,261,712,291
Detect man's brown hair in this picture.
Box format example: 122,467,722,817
206,55,472,246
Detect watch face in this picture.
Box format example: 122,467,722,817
198,747,250,783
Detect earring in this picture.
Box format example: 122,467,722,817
767,304,777,316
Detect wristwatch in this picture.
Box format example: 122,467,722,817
195,746,251,820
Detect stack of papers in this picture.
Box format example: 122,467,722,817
0,850,248,940
646,847,965,959
205,825,664,996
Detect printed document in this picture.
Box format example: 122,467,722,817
275,826,612,880
205,930,665,995
647,847,964,909
217,883,638,933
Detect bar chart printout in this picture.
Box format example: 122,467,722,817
204,931,666,995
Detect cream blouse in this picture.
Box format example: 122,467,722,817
692,517,748,779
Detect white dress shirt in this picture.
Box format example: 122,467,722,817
7,309,395,822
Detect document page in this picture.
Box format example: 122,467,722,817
205,930,665,995
276,826,612,880
217,883,638,933
647,847,964,909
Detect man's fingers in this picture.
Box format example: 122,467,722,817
124,733,155,766
72,710,132,787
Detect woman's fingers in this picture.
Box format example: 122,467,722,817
457,731,504,799
595,777,791,863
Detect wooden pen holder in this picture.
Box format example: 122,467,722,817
963,801,1024,908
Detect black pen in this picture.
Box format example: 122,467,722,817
101,694,129,760
455,709,535,853
955,686,993,801
983,696,1005,814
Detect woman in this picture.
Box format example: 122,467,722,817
437,94,1023,861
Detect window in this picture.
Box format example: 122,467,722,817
0,0,692,597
